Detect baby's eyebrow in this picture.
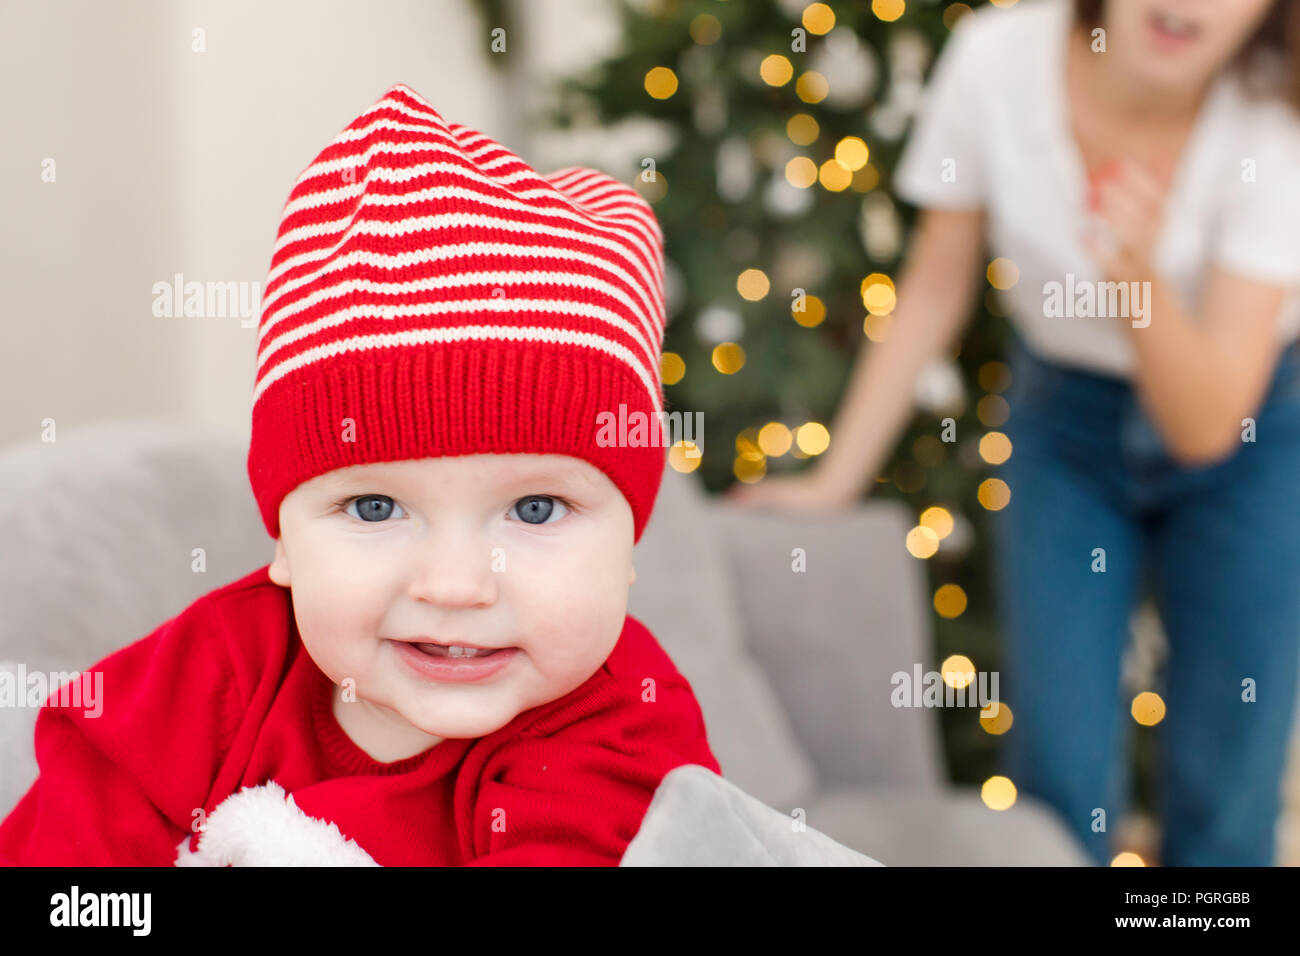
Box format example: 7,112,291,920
495,461,598,490
325,460,597,493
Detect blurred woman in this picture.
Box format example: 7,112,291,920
728,0,1300,866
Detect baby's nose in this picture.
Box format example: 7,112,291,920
407,532,499,609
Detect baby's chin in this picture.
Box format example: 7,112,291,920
397,676,588,740
400,703,524,741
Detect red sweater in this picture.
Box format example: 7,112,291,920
0,566,721,866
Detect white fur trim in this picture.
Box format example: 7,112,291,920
174,781,379,866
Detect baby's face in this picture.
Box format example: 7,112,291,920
269,454,636,762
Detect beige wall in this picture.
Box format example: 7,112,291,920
1,0,639,448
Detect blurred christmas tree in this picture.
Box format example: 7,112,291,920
526,0,1155,806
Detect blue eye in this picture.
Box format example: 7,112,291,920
512,495,569,525
344,495,407,523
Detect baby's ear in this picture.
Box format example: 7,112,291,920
268,538,290,586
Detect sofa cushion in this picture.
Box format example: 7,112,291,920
628,469,818,810
804,785,1092,866
621,764,882,866
711,500,946,792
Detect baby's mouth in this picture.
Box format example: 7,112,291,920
407,640,506,660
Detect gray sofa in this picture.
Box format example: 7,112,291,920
0,420,1089,865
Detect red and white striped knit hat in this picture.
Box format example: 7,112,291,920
247,84,667,543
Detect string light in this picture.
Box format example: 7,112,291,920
668,441,702,473
980,701,1013,735
987,257,1020,290
644,66,678,99
757,422,793,456
689,13,722,45
802,3,836,34
736,268,770,300
760,54,794,86
941,654,975,686
785,156,818,188
792,294,826,327
1131,691,1166,726
786,113,820,145
712,343,746,374
796,71,829,103
661,352,686,385
979,431,1013,465
873,0,906,23
978,478,1011,510
981,776,1017,810
795,422,830,455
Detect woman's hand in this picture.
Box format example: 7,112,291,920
1082,155,1173,281
722,467,860,516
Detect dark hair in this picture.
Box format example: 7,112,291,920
1073,0,1300,115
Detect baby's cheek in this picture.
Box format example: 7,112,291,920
526,613,614,682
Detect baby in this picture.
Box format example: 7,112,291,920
0,83,721,866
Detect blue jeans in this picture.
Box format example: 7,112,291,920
991,331,1300,866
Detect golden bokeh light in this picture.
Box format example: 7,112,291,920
1111,852,1146,867
943,3,973,28
981,701,1013,735
935,585,968,619
802,2,836,34
689,13,722,45
733,455,767,483
981,775,1017,811
634,171,667,203
861,272,895,294
757,422,793,457
786,113,819,145
661,351,685,386
785,156,818,189
941,654,974,687
986,257,1020,290
1131,691,1166,726
920,505,954,539
906,525,940,559
735,428,764,462
668,441,702,473
737,268,771,301
979,431,1013,465
863,313,892,341
644,66,679,99
873,0,906,22
796,422,830,455
712,342,746,374
818,158,852,191
978,478,1011,511
796,71,829,103
978,360,1012,393
977,394,1010,427
760,54,794,86
834,136,870,171
863,283,896,316
793,294,826,327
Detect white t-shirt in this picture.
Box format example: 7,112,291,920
892,0,1300,379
